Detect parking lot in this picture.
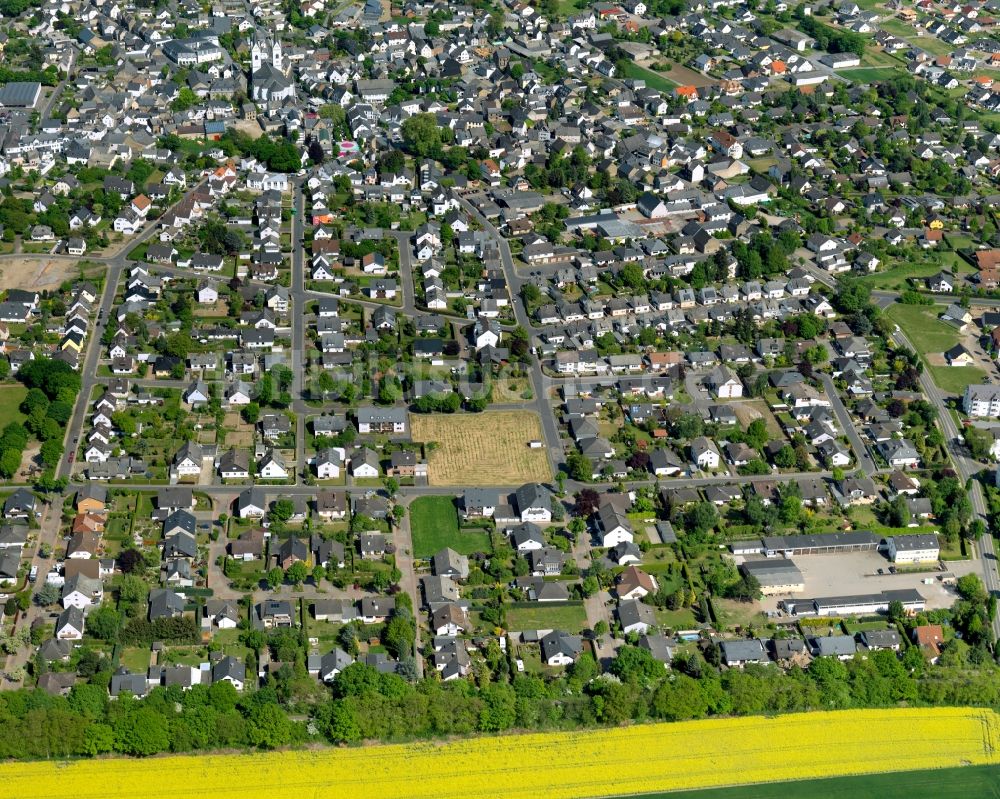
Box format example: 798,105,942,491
735,550,982,613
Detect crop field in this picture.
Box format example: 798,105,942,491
410,411,551,486
3,708,998,799
624,765,1000,799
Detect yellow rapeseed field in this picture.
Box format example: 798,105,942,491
2,708,998,799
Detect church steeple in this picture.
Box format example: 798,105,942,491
250,31,282,74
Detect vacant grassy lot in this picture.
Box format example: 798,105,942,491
410,411,551,486
409,496,491,558
617,61,679,93
886,303,961,357
0,385,27,430
886,304,986,394
2,709,997,799
927,365,986,395
506,602,587,633
841,66,905,84
877,19,954,55
860,48,905,68
860,259,971,290
627,765,1000,799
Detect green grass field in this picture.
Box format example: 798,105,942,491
886,303,960,353
841,67,905,84
0,385,28,430
875,19,955,56
885,303,985,395
613,764,1000,799
409,496,491,558
926,365,986,395
860,261,954,290
506,602,588,633
617,61,679,93
860,47,904,68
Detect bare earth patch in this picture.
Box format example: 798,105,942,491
0,257,78,292
410,411,551,486
732,400,784,438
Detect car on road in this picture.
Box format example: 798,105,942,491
28,565,37,582
68,452,75,463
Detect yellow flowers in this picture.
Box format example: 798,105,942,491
2,708,997,799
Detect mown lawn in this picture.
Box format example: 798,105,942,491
841,66,905,84
617,60,679,93
926,364,986,396
885,303,961,356
859,262,944,290
621,765,1000,799
409,496,490,558
505,602,588,633
0,385,27,430
885,303,985,395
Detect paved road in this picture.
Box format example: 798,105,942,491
891,325,1000,641
290,181,308,481
454,193,563,472
58,260,124,481
393,498,424,677
819,374,878,477
1,503,62,685
57,180,211,482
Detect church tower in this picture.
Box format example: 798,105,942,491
250,35,267,73
270,37,283,72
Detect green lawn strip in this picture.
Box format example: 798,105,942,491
885,303,960,355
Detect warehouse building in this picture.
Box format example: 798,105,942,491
740,559,805,596
0,82,42,109
731,532,880,557
780,589,925,618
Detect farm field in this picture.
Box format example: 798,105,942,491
623,765,1000,799
409,495,491,557
0,385,28,430
410,411,550,486
1,708,997,799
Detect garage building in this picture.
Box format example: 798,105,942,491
740,559,805,596
780,589,925,617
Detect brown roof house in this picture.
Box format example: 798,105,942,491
616,565,659,601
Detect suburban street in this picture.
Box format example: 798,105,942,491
891,325,1000,641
